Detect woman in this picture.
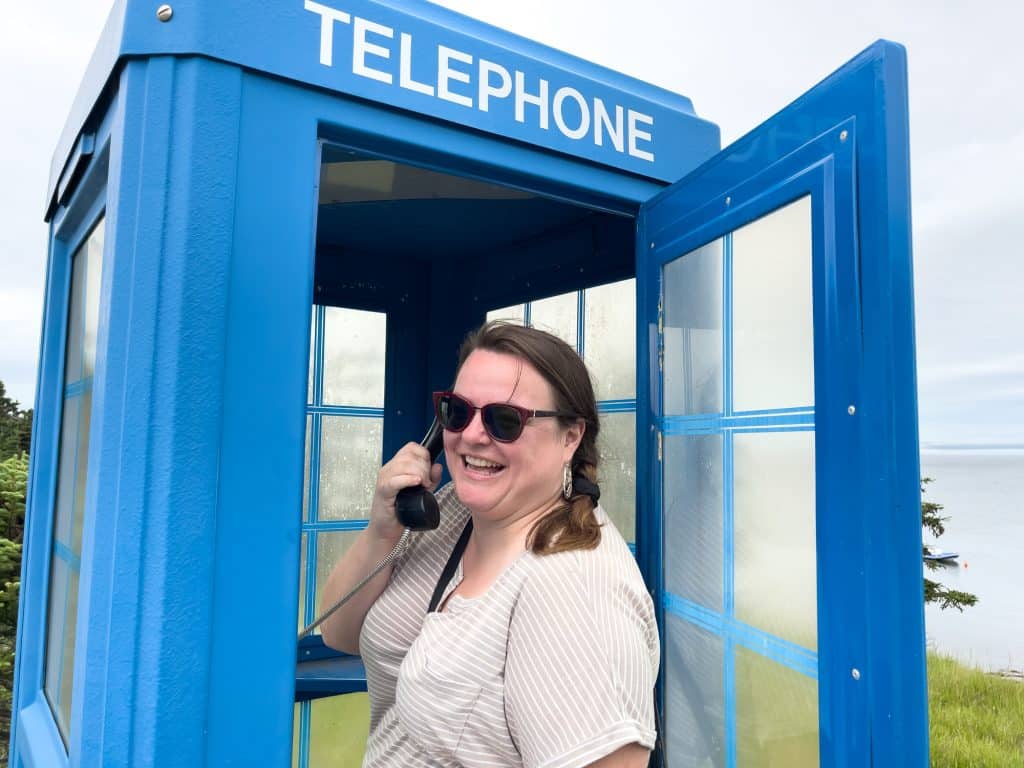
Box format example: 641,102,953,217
320,321,659,767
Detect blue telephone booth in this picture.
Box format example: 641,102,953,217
12,1,926,766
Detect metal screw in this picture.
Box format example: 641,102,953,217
847,405,856,415
840,130,849,142
157,4,173,21
650,241,655,249
725,196,732,206
851,668,861,680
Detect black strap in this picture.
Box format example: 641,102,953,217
427,519,474,613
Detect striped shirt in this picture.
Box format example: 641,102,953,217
360,483,659,767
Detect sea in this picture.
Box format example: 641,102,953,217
920,447,1024,673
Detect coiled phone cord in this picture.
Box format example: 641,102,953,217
297,527,413,641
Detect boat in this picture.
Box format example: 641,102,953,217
924,545,959,562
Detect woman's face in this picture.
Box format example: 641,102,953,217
444,349,583,527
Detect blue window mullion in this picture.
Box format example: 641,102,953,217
522,301,531,327
298,699,312,768
722,230,736,768
576,289,585,357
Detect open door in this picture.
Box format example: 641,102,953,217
637,42,925,766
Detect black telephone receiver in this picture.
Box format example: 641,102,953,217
393,419,444,531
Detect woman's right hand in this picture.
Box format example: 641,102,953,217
368,442,442,542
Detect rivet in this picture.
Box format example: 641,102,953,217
840,130,849,142
725,196,732,206
650,241,655,249
851,668,861,680
848,405,856,415
156,4,173,22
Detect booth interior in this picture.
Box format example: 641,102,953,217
298,141,643,678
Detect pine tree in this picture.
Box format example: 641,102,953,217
922,477,977,611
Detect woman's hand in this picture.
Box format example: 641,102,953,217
367,441,443,542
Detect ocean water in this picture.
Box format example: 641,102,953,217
919,448,1024,672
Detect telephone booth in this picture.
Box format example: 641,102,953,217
12,1,927,766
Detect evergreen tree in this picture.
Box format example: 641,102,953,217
922,477,977,611
0,382,31,460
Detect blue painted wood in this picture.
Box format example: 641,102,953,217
638,40,922,768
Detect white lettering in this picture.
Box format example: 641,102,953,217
437,46,473,107
514,71,549,130
553,86,590,140
399,33,434,96
352,16,393,84
594,99,624,152
628,110,655,162
305,0,351,67
478,59,512,112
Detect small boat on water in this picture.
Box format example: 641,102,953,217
924,545,959,562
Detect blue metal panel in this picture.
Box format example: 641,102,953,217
637,41,922,767
47,0,720,213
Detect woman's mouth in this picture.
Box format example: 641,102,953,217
463,455,506,475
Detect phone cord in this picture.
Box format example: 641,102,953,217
297,527,412,641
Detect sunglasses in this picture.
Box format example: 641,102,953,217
432,391,577,443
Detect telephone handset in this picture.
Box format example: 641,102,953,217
394,419,443,531
297,419,444,640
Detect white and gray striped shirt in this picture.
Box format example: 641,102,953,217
360,483,659,767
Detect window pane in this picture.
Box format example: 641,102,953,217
322,307,386,407
297,533,308,632
44,216,105,746
487,304,525,324
529,291,578,349
318,417,382,521
664,434,723,612
736,647,819,767
308,693,371,766
732,197,814,412
584,279,636,400
597,412,635,543
665,614,725,767
663,239,723,416
303,417,312,522
313,531,362,630
733,431,817,650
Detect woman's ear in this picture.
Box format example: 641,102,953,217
563,419,585,457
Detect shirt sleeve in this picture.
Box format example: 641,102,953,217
504,553,658,768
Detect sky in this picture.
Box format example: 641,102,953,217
1,0,1021,447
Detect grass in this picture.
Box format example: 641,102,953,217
929,652,1024,767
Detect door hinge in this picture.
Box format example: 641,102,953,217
657,430,663,462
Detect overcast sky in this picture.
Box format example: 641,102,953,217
1,1,1021,446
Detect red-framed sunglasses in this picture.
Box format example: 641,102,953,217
432,391,577,443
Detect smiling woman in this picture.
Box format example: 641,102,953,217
319,321,659,768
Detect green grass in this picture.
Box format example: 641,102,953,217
929,652,1024,767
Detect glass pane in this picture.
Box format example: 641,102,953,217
734,431,817,649
529,291,578,349
597,412,635,543
308,693,371,767
322,307,386,407
303,417,312,522
314,531,362,629
663,239,723,416
732,197,813,412
664,434,723,612
59,570,80,726
82,222,105,380
584,279,636,400
318,417,382,521
72,390,91,554
43,557,68,707
308,307,317,405
52,398,79,547
664,614,725,767
487,304,525,324
735,647,819,767
64,251,86,385
297,533,308,632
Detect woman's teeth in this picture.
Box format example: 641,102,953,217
464,455,504,472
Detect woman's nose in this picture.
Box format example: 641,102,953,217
461,407,491,442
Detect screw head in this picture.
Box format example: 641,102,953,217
851,667,861,680
840,129,849,142
157,4,173,21
725,196,732,206
847,405,856,415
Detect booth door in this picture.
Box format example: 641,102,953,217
637,43,925,766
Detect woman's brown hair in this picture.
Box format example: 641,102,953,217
455,320,601,555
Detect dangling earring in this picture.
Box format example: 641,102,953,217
562,462,573,500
